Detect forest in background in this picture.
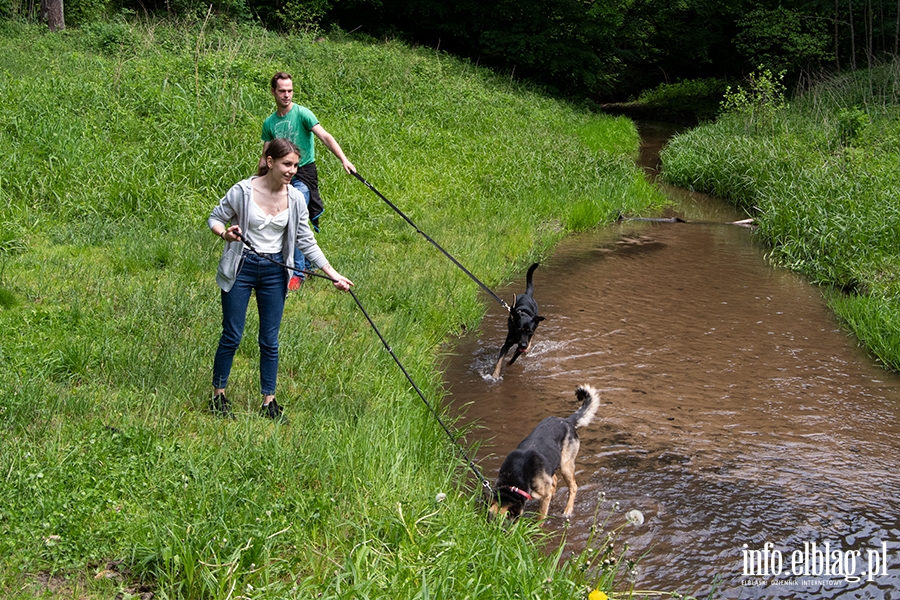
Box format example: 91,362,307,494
8,0,900,102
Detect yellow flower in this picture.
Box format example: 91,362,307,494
588,590,609,600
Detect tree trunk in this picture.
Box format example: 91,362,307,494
895,0,899,56
850,0,857,70
866,0,872,68
836,0,842,69
41,0,64,32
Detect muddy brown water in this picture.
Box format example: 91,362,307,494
441,123,900,598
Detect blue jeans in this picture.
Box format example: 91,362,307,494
291,178,311,278
213,251,287,396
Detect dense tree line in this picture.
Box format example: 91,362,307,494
7,0,900,99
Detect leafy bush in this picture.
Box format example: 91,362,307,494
273,0,331,32
81,20,136,54
720,66,786,116
836,106,870,146
65,0,112,26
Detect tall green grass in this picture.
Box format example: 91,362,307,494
660,60,900,370
0,18,668,599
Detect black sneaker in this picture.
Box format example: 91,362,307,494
261,398,288,424
209,392,235,419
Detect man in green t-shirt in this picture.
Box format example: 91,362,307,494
260,71,356,290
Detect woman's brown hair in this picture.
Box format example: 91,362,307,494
256,137,301,177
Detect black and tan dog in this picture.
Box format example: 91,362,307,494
489,384,601,520
492,263,545,379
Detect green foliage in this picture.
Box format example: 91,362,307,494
325,0,629,98
662,58,900,372
64,0,113,26
274,0,331,32
720,66,786,123
734,6,832,73
81,20,137,54
627,77,730,122
0,18,664,599
636,78,727,106
835,106,871,147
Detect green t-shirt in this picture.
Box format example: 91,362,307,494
261,104,319,167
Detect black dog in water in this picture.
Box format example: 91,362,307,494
489,384,601,520
491,263,545,379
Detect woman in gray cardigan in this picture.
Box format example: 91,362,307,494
208,138,353,421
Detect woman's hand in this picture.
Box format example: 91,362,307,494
219,225,242,242
321,266,354,292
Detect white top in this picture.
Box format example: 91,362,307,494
245,195,289,253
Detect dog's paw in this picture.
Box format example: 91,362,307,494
562,512,574,520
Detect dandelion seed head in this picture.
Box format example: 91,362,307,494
628,565,641,583
626,509,644,526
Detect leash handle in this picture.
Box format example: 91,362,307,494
352,172,510,313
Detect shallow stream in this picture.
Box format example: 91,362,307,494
441,122,900,598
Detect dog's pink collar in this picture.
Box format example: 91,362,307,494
500,486,532,501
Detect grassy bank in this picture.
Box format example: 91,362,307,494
0,18,667,599
660,64,900,371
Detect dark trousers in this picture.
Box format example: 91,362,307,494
295,162,322,231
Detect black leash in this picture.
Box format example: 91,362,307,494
352,171,511,313
232,232,493,495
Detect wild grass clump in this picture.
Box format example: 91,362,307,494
0,18,665,599
661,60,900,370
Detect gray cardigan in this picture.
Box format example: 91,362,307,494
208,178,329,292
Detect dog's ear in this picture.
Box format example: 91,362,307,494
535,316,546,323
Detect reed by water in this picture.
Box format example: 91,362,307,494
0,18,667,599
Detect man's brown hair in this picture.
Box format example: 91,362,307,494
270,71,292,90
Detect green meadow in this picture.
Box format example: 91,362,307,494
0,19,667,599
660,64,900,371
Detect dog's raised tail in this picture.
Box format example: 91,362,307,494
524,263,539,295
569,384,601,429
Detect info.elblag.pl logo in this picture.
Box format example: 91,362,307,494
741,541,891,584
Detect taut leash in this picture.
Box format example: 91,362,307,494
352,171,511,313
